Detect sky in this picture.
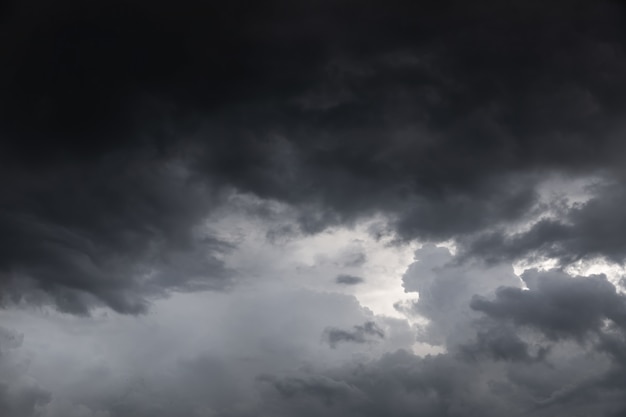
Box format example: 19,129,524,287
2,0,626,416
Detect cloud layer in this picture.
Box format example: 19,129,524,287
2,0,626,313
3,1,626,416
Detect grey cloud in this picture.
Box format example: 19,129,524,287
0,327,51,417
1,288,413,417
0,153,235,314
2,1,626,318
0,251,623,417
338,251,367,268
38,399,110,417
462,269,626,415
0,326,23,350
260,349,519,417
323,321,385,348
458,325,551,364
0,383,50,417
402,244,521,345
259,344,626,417
470,269,626,341
8,256,626,417
258,374,364,407
335,274,365,285
261,268,626,417
4,1,626,416
4,242,622,417
463,183,626,266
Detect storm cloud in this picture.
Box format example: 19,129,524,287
3,0,626,416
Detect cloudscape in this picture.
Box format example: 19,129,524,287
2,1,626,416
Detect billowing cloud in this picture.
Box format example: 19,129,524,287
471,269,626,341
462,183,626,267
259,259,626,417
3,1,626,416
0,156,235,314
2,0,626,313
3,244,626,416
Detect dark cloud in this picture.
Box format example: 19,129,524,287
0,152,235,314
462,183,626,266
458,324,551,364
259,346,624,417
259,349,515,417
2,1,626,316
335,274,365,285
470,269,626,341
323,321,385,348
4,1,626,415
464,268,626,416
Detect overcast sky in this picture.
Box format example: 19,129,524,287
2,1,626,416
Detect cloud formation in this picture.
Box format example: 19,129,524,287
3,1,626,416
323,321,385,348
2,246,626,417
260,252,626,417
2,0,626,314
